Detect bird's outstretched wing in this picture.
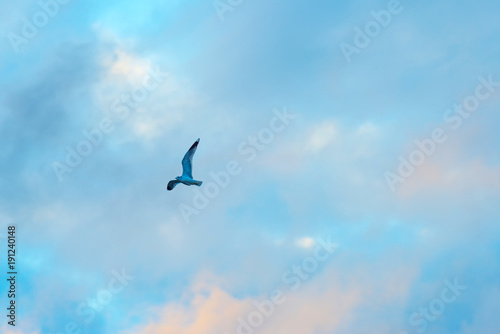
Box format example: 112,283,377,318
181,138,200,179
167,180,181,191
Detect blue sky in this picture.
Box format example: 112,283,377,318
1,0,500,333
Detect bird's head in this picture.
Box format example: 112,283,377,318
175,176,181,181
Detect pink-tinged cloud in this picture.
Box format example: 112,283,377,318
398,159,500,199
123,261,418,334
1,326,39,334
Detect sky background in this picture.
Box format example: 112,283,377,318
0,0,499,333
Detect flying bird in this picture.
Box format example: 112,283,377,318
167,138,203,191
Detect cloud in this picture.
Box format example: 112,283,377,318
308,121,337,152
2,1,500,333
121,268,363,334
1,327,39,334
121,250,421,334
398,158,500,198
295,237,316,249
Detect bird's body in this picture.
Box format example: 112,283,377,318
167,138,203,191
174,175,203,187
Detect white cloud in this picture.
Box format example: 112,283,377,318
295,237,316,249
308,121,337,152
356,122,379,136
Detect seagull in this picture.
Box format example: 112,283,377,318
167,138,203,191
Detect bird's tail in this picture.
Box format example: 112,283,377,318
194,180,203,187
